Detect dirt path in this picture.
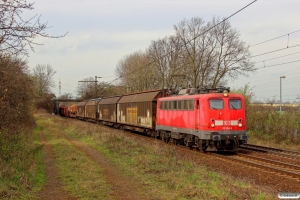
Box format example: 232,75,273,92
37,131,77,200
62,133,149,200
37,129,148,200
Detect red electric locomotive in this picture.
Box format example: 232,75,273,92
156,87,247,151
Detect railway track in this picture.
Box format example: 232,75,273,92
209,153,300,182
128,132,300,182
239,143,300,160
98,127,300,184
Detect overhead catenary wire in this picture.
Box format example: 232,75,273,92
249,30,300,48
251,44,300,58
254,51,300,64
105,0,258,86
255,59,300,70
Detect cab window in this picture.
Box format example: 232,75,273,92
209,99,223,110
229,99,241,110
160,101,164,110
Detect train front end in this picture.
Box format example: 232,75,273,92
202,92,247,151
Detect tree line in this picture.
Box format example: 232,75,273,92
0,0,60,127
114,17,254,94
77,17,254,99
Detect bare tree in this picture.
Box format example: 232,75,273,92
174,17,254,88
77,77,122,99
60,92,72,99
114,16,254,93
265,96,277,105
0,0,66,57
32,64,56,94
115,51,157,93
174,17,211,88
0,56,35,134
147,36,184,89
76,77,95,99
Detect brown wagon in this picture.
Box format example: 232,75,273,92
76,101,88,120
98,96,122,126
117,89,167,134
85,100,98,122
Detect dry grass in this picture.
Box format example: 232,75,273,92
49,115,274,200
36,115,112,199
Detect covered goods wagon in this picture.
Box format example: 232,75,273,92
117,89,167,132
98,96,121,126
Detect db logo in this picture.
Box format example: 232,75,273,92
223,121,231,126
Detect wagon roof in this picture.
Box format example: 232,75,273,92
118,90,161,103
77,101,88,106
86,100,98,105
70,104,77,108
99,96,122,104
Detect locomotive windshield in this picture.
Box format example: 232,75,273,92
229,99,241,110
209,99,223,110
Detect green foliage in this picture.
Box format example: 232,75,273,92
233,84,300,146
0,57,35,135
0,57,43,199
0,127,44,199
247,106,300,145
232,83,255,109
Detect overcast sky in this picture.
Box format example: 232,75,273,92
26,0,300,102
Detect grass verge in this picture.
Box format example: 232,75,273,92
0,119,44,199
36,115,112,199
47,115,274,200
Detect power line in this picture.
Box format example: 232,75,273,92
249,30,300,48
251,44,300,58
255,59,300,70
254,51,300,64
106,0,257,85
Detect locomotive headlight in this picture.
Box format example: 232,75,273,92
211,118,215,128
238,118,242,127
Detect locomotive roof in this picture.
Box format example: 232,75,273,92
159,93,244,100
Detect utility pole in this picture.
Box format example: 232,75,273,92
59,79,61,97
78,76,102,119
280,76,286,114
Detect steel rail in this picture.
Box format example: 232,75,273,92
239,144,300,159
235,154,300,173
209,152,300,182
75,120,300,182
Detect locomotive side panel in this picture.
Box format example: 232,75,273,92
156,98,196,133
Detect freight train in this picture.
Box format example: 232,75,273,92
59,87,248,151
